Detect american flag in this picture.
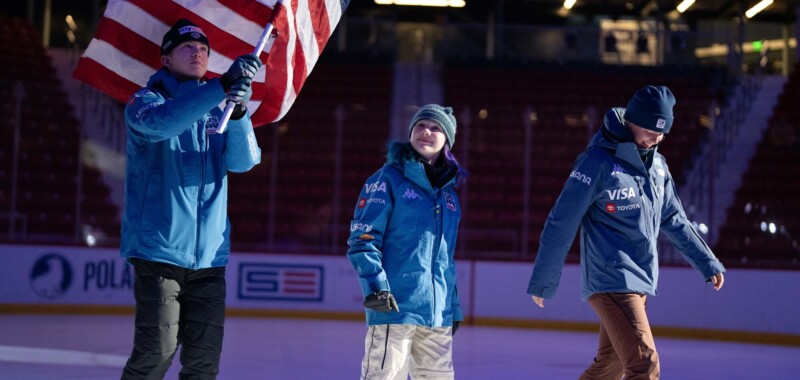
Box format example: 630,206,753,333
73,0,349,126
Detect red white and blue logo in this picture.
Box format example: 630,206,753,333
238,263,324,301
444,193,457,211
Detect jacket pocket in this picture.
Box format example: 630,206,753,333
391,270,427,308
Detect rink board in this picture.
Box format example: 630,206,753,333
0,244,798,338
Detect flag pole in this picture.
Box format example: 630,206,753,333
216,0,283,134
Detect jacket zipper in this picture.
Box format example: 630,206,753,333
431,191,443,327
636,177,651,237
193,123,207,269
649,175,659,236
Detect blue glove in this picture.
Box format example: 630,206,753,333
220,54,261,91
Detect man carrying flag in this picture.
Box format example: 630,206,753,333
120,19,262,379
73,0,351,127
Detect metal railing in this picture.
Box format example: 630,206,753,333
680,73,763,247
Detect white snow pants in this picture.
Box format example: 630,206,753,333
361,324,454,380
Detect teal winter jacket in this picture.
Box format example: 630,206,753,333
527,108,725,301
347,143,464,327
121,68,261,269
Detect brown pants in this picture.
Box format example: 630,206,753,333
579,293,659,380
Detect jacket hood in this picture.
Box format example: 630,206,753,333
589,107,658,170
386,141,420,167
386,141,467,189
589,107,631,150
146,68,205,98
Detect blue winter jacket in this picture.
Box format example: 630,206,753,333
121,68,261,269
527,108,725,301
347,143,464,327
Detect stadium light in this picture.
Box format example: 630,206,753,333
676,0,695,13
745,0,774,18
66,15,78,32
564,0,577,10
374,0,466,7
66,15,78,44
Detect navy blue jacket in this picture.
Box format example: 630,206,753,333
527,108,725,301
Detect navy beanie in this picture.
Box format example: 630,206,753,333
161,19,210,56
625,85,676,134
408,104,457,148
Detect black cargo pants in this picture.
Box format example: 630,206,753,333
121,258,226,380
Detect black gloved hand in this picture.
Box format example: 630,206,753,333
227,77,252,120
364,291,400,313
452,321,461,336
226,78,253,105
220,54,262,91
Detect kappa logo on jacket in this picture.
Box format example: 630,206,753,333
612,164,626,175
402,188,421,200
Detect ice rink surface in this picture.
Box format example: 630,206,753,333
0,314,798,379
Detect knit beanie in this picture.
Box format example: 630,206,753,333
408,104,457,148
625,85,676,134
161,19,210,56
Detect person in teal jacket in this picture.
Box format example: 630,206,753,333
120,19,261,380
348,104,467,379
527,86,726,380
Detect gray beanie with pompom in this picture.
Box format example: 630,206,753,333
407,104,457,148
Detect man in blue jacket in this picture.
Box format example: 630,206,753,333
120,19,262,379
527,86,726,380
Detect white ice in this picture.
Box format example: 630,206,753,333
0,315,798,379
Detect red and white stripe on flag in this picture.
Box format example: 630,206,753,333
73,0,347,127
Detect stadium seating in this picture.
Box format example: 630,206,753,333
226,60,719,259
444,63,717,260
0,16,119,243
714,64,800,268
228,57,393,252
0,16,753,265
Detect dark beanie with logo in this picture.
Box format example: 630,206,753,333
625,85,676,134
408,104,458,148
160,18,210,56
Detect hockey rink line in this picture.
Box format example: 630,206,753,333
0,345,128,367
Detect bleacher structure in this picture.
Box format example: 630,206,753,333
0,16,118,243
228,58,393,253
4,15,796,268
444,64,717,260
714,63,800,267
